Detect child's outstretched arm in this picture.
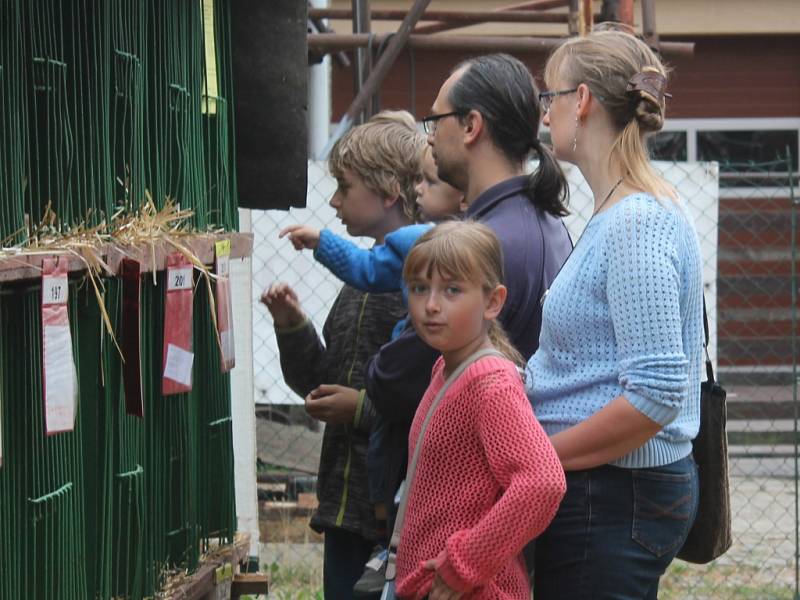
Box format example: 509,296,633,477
432,374,566,595
260,282,329,399
279,224,322,251
281,223,432,293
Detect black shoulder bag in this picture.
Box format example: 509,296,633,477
676,299,733,563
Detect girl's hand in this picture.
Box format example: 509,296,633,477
423,558,462,600
260,282,306,328
279,224,321,250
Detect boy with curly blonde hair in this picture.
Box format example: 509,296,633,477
262,110,425,599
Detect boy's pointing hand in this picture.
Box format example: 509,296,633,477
279,224,321,251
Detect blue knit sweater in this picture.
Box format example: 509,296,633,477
525,194,704,469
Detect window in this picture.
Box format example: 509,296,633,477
662,119,800,192
697,129,798,188
697,130,797,165
649,131,687,161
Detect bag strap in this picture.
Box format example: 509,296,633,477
702,296,716,385
385,347,504,581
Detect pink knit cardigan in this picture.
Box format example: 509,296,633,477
395,356,566,599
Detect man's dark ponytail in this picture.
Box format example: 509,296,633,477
449,54,569,218
528,142,569,217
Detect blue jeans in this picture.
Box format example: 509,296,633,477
323,527,375,600
534,455,698,600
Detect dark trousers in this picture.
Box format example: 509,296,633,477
534,455,698,600
367,415,388,505
323,527,375,600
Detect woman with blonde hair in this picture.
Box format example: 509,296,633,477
526,31,704,598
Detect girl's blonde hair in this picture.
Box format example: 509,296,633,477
402,221,525,367
545,31,677,200
328,110,426,222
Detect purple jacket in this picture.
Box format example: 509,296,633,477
467,175,573,359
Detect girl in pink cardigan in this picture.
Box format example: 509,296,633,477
395,221,566,600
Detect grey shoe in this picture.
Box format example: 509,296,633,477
353,545,388,597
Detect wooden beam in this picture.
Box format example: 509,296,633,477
598,0,634,27
618,0,634,26
0,232,254,284
310,32,556,52
351,0,372,122
507,0,570,10
160,535,252,600
579,0,593,34
307,7,351,67
231,573,269,599
413,0,570,35
568,0,580,35
310,8,571,24
307,33,695,57
320,0,433,158
641,0,660,49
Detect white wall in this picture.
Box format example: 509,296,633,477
230,208,260,556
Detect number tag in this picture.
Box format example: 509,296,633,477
168,267,193,291
215,239,231,277
216,254,230,277
42,276,68,305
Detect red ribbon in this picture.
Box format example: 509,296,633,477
121,258,144,417
162,253,194,395
41,257,76,434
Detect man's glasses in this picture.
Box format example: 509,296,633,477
538,88,578,113
421,111,463,135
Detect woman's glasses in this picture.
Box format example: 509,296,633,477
538,88,578,112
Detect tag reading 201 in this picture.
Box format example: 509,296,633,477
168,267,193,291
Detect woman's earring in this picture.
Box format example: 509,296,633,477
572,115,579,152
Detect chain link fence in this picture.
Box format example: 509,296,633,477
250,158,798,599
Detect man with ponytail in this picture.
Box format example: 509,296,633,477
425,53,572,359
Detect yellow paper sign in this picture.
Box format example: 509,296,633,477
215,239,231,258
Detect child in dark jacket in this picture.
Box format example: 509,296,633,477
260,111,426,600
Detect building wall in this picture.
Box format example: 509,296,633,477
331,35,800,121
328,0,800,36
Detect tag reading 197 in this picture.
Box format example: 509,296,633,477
42,276,69,305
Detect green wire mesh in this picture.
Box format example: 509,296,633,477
1,2,240,599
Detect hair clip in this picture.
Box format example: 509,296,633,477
626,66,672,105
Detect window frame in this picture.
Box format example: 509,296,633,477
661,118,800,198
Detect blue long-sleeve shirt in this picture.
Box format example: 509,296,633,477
314,224,433,300
314,223,433,339
526,193,704,469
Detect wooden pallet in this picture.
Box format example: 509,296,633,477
158,533,268,600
